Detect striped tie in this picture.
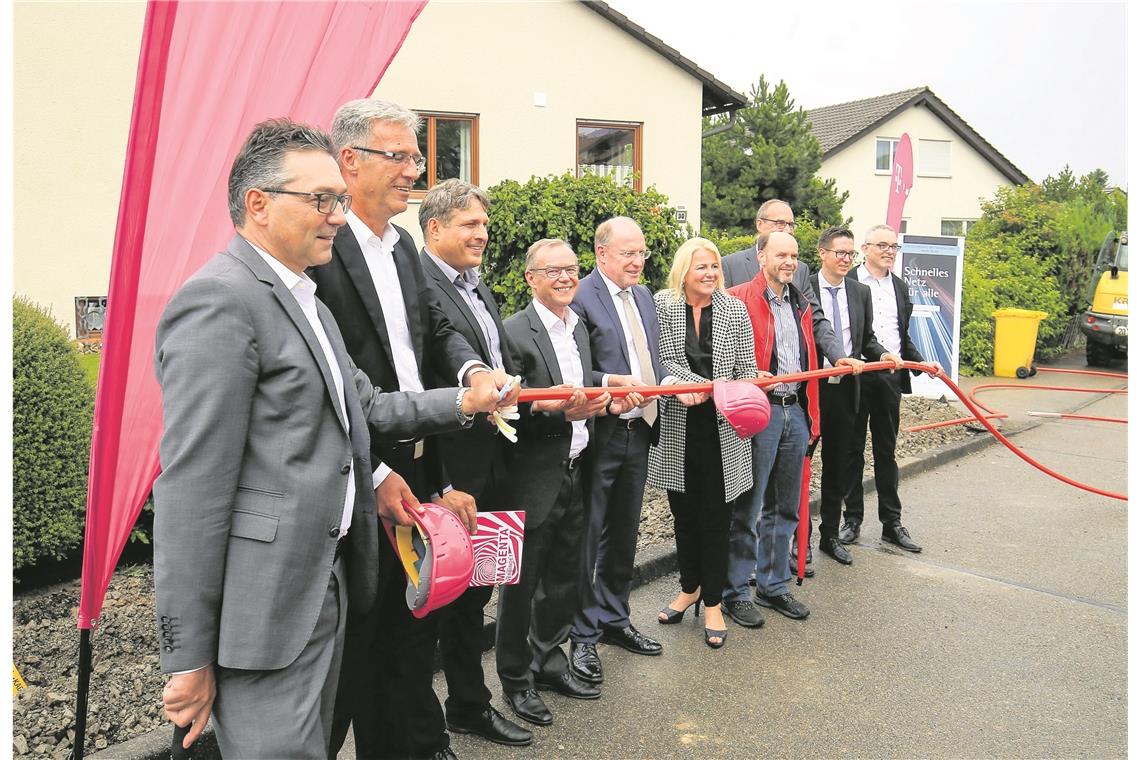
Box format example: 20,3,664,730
618,290,657,426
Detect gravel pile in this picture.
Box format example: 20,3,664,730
11,396,974,757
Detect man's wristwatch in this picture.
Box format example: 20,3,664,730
455,388,476,427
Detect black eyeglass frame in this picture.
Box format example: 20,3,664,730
351,145,427,173
261,188,352,215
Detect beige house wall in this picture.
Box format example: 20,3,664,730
14,1,147,332
375,0,703,246
818,105,1015,240
13,0,704,334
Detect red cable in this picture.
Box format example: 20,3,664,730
515,361,1127,501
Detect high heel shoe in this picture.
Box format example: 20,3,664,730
658,597,701,625
704,626,728,649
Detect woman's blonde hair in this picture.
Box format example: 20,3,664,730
664,237,723,300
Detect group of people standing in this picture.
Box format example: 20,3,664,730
152,99,938,760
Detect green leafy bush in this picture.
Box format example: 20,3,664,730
13,297,94,568
484,172,689,316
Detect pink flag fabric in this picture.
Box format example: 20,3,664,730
885,132,913,234
78,0,428,629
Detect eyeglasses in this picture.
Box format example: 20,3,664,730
822,248,855,260
528,265,580,280
758,217,796,231
611,249,648,261
868,242,902,253
352,146,427,173
262,189,352,215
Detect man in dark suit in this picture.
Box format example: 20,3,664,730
311,99,515,760
497,238,615,725
417,179,533,747
568,216,666,685
154,120,489,758
843,224,941,553
809,226,902,566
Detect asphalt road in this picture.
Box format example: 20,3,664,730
341,365,1127,759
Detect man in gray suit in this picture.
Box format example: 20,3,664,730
154,119,506,757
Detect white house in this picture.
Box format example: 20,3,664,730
808,87,1029,239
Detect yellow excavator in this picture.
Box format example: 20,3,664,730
1081,230,1128,366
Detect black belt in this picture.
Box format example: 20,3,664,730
393,438,425,460
617,417,646,430
767,391,799,407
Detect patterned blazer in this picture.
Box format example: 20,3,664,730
647,288,758,502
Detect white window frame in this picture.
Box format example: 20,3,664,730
940,218,977,237
918,139,953,178
875,137,898,174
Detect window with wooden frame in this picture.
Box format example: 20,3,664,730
413,112,479,194
576,120,642,191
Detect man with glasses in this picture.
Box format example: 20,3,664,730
843,224,941,554
497,238,615,726
810,227,902,565
153,119,490,757
311,99,515,760
568,217,669,685
417,179,535,748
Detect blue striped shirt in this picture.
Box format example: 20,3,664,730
765,285,802,395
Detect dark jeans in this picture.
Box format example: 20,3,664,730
818,377,858,539
845,370,904,527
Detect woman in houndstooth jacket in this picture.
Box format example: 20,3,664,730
648,238,758,648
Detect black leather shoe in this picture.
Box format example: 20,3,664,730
820,535,853,565
789,540,815,577
838,520,860,544
447,706,534,746
601,625,663,656
754,591,810,620
569,642,603,684
431,748,459,760
882,523,922,552
724,600,765,628
504,689,552,726
535,671,601,700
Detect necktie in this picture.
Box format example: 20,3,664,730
617,290,657,426
826,286,845,359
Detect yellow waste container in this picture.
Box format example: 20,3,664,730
992,308,1048,378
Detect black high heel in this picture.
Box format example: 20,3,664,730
703,605,728,649
658,597,701,624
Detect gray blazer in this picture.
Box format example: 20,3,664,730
647,289,757,503
722,243,844,363
501,302,595,529
153,236,462,674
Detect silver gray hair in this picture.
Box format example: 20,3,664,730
331,99,421,153
864,223,897,242
755,198,791,223
227,118,336,226
418,179,490,233
524,238,573,270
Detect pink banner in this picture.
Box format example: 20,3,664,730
78,0,428,629
469,511,527,587
885,132,913,233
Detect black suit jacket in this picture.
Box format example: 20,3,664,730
812,272,889,410
502,302,595,529
848,266,925,394
309,222,482,491
420,249,519,502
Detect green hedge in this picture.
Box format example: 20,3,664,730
484,172,690,317
13,297,94,569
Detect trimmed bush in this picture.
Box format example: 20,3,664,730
483,172,689,317
13,297,94,569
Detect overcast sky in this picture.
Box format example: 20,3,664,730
606,0,1128,188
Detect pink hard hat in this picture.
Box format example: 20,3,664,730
712,379,771,439
384,502,474,618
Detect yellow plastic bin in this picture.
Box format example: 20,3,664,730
992,308,1048,378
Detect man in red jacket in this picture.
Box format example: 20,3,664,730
724,231,859,625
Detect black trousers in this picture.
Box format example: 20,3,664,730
496,461,585,692
437,578,494,721
817,376,858,539
667,404,731,608
329,447,448,760
844,370,904,527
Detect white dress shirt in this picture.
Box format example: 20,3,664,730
597,269,667,419
858,266,902,355
818,274,852,368
532,299,589,458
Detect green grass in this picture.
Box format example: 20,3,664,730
77,353,100,387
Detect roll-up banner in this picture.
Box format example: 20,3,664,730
895,234,964,398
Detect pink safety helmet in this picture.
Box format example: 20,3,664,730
384,502,474,618
712,379,772,439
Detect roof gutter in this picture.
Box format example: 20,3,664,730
702,111,738,139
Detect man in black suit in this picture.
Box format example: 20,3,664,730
312,99,514,760
568,217,665,685
843,224,941,554
496,238,616,726
810,226,901,565
417,179,533,747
